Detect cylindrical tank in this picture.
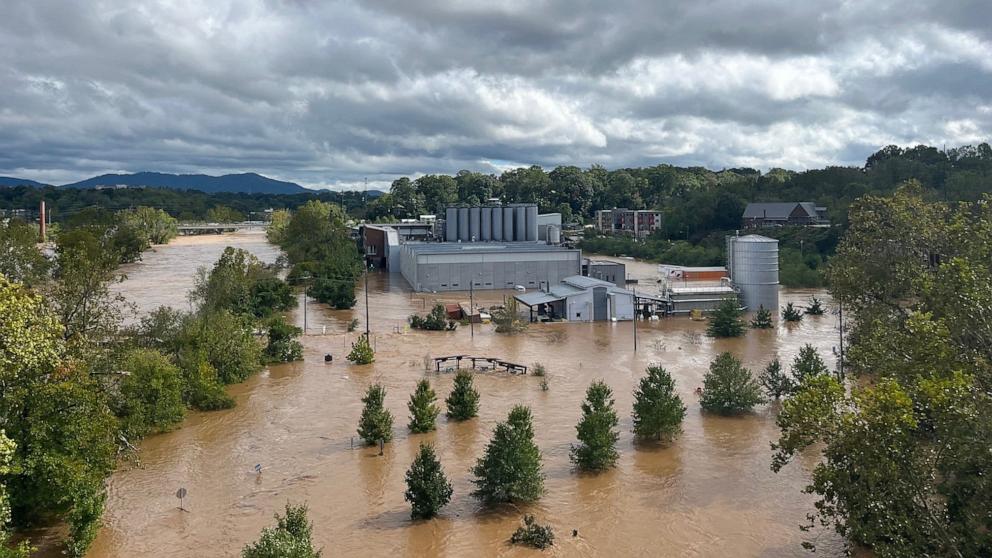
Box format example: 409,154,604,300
458,207,469,242
525,204,538,241
547,224,561,245
728,235,779,312
469,207,481,242
480,207,491,241
445,207,458,242
502,207,514,241
491,207,503,241
514,205,526,242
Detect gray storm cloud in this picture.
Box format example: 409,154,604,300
0,0,989,189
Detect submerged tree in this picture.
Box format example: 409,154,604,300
750,305,774,329
357,383,393,445
242,503,321,558
264,316,303,363
700,352,764,415
403,443,453,520
493,297,527,334
471,405,543,504
632,366,686,442
445,371,480,421
805,296,825,316
347,334,375,364
781,302,803,322
510,515,555,550
759,358,794,399
570,381,620,471
407,379,440,433
791,344,830,385
706,296,745,337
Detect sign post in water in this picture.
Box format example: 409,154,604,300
176,487,187,511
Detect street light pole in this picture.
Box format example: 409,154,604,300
364,266,371,337
633,286,637,352
469,280,474,340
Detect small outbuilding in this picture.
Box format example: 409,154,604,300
515,275,636,322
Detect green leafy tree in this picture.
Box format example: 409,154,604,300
445,371,480,420
114,348,186,438
264,316,303,363
759,358,794,399
510,515,555,550
407,380,440,433
570,381,620,471
409,304,449,331
805,296,825,315
699,353,764,415
707,296,745,337
493,297,527,334
206,205,245,223
750,305,774,329
357,384,393,445
790,344,830,384
177,310,263,384
0,431,32,558
119,206,178,245
471,405,543,504
781,302,803,322
265,209,292,246
242,503,321,558
632,366,686,442
347,334,375,364
0,219,50,287
403,443,452,519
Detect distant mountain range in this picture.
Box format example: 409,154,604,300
0,176,50,187
61,172,309,194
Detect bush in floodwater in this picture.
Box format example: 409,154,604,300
759,358,794,400
264,315,303,363
347,334,374,364
531,363,546,377
404,443,453,520
445,371,480,421
750,305,774,329
791,344,831,384
631,366,686,442
706,296,745,338
700,353,764,415
407,379,440,433
805,296,826,316
571,381,620,471
357,383,393,445
242,503,321,558
781,302,803,322
409,304,448,331
510,515,555,549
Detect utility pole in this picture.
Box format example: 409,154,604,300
632,286,637,352
469,279,474,339
838,301,845,381
364,266,371,337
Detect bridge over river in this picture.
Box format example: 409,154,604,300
176,221,269,235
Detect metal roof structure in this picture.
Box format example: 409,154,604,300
401,241,566,254
742,202,818,220
516,275,636,307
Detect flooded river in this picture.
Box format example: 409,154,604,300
84,232,845,557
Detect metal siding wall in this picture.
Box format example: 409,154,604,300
526,205,538,241
491,207,503,241
502,207,514,241
480,207,491,241
445,208,458,242
514,206,526,241
458,208,469,241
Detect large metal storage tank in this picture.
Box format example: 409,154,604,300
514,205,526,242
445,207,458,242
547,224,561,245
480,206,491,241
728,235,779,312
458,207,469,242
502,207,515,241
491,207,503,241
525,205,538,241
469,207,481,241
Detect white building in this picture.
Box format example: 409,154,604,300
514,275,636,322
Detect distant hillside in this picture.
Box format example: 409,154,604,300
61,172,309,194
0,176,50,187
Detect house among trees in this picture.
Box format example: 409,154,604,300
742,202,828,228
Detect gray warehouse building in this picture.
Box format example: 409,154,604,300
399,242,581,292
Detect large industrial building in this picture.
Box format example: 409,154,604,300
399,242,581,292
514,275,636,322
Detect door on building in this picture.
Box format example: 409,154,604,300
592,287,608,321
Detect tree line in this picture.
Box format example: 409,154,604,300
0,209,302,555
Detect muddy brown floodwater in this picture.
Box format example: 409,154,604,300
80,233,846,557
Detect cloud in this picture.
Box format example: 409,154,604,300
0,0,989,189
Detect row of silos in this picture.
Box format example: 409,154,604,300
726,234,779,312
444,204,538,242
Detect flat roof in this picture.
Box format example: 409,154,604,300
402,242,578,255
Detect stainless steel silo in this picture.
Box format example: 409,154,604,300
458,207,469,242
445,207,458,242
469,207,481,241
525,204,538,241
480,206,491,241
502,206,514,241
728,235,779,312
491,207,503,241
514,205,526,242
547,224,561,245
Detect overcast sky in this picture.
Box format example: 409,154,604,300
1,1,990,189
